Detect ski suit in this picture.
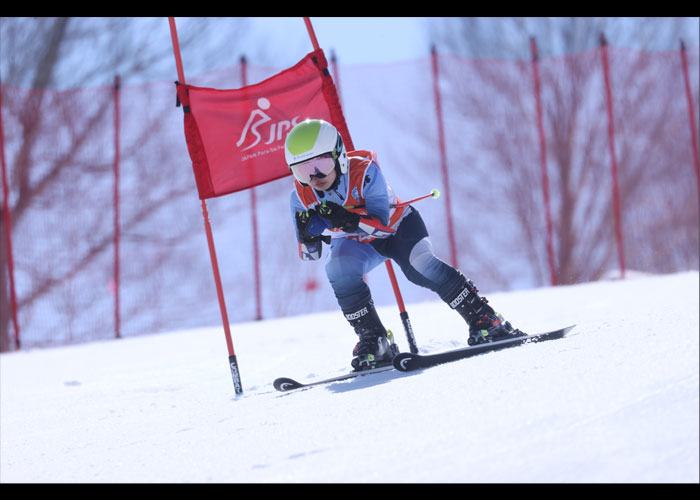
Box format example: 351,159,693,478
290,150,466,316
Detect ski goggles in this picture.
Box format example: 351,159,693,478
289,154,335,184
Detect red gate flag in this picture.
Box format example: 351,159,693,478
175,49,353,199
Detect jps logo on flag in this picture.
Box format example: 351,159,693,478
236,97,301,156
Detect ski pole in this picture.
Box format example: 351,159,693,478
347,188,440,210
395,188,441,208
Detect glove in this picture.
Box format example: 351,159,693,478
295,208,330,244
317,201,360,233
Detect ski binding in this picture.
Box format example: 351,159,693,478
393,325,575,372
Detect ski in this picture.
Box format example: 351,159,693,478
392,325,576,372
274,363,396,392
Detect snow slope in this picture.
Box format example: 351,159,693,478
1,271,698,483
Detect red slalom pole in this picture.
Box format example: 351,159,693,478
383,259,418,353
168,17,243,395
303,17,321,51
302,17,418,353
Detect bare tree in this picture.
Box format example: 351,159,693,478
0,17,252,350
427,17,699,286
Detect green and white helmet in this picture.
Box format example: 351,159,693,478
284,119,348,175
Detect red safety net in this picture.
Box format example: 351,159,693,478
1,45,698,349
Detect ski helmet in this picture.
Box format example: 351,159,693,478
284,119,348,183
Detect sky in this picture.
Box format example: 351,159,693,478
244,17,700,68
247,17,431,66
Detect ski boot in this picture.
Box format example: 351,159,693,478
344,301,400,371
467,310,522,346
443,274,525,346
352,329,400,371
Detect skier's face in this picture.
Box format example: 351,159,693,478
308,167,337,191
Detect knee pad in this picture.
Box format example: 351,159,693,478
408,237,436,275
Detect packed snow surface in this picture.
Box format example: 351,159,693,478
1,271,698,483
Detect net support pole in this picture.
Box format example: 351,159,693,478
0,78,20,350
168,17,243,395
113,75,121,339
303,17,417,352
430,45,458,269
530,37,557,287
680,40,700,200
599,33,626,280
240,55,263,321
330,50,343,106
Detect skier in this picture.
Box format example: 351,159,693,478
285,119,524,371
